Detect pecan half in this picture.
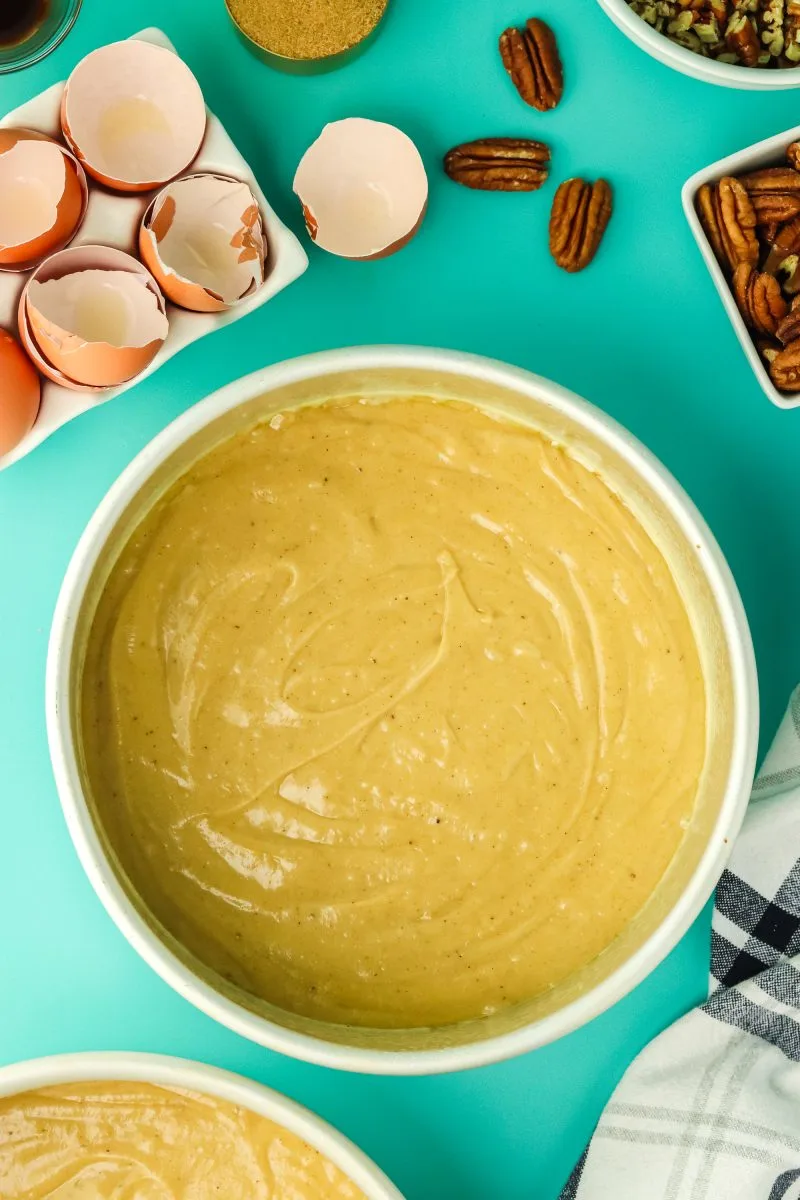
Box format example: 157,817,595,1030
769,340,800,389
788,141,800,170
444,138,550,192
776,306,800,343
697,177,758,271
549,179,613,273
696,183,729,267
725,12,761,64
740,167,800,225
732,263,787,335
751,192,800,225
740,166,800,193
499,19,563,112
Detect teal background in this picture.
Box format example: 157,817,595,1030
0,1,797,1195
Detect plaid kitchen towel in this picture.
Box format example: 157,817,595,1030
562,687,800,1200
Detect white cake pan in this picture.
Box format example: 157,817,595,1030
0,1051,403,1198
47,346,759,1075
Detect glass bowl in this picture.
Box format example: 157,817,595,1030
0,0,81,74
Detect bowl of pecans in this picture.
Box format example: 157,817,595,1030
683,125,800,406
596,0,800,89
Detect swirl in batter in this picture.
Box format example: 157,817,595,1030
0,1081,365,1198
82,398,706,1028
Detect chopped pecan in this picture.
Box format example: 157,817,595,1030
698,177,759,271
779,252,800,293
763,213,800,270
787,141,800,170
499,18,563,112
769,340,800,389
775,306,800,342
725,12,761,63
443,138,550,191
549,178,613,273
732,263,787,334
756,335,781,364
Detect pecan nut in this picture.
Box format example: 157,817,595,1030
725,12,761,64
499,18,563,112
549,178,612,273
740,166,800,193
444,138,550,192
732,263,787,335
787,141,800,171
769,340,800,390
696,178,758,272
751,192,800,225
756,335,781,364
740,166,800,224
762,213,800,270
775,306,800,343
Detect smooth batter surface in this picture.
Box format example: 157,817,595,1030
82,397,706,1029
0,1081,365,1198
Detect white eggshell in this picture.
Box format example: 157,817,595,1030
22,244,168,388
139,172,266,312
61,40,207,192
293,117,428,260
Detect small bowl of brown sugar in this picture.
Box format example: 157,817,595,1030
225,0,389,71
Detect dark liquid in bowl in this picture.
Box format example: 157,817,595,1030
0,0,48,46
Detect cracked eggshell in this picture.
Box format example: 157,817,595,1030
0,329,41,454
61,40,207,193
139,173,267,312
293,118,428,260
0,129,87,271
20,245,169,389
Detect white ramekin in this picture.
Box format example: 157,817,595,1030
595,0,800,89
47,346,759,1076
683,122,800,410
0,1051,403,1198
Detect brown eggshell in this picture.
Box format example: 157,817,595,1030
293,118,428,260
0,129,87,271
61,41,207,193
21,244,169,389
0,328,41,454
17,291,101,391
139,173,266,312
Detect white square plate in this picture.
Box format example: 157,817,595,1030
0,27,308,470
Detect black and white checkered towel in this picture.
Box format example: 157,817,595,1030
562,688,800,1200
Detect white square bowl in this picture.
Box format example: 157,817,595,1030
683,125,800,410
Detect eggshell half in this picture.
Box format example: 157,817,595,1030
61,40,207,192
293,118,428,260
0,328,41,454
0,129,87,271
139,173,267,312
21,245,168,388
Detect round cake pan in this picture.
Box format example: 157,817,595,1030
0,1051,403,1198
47,346,759,1075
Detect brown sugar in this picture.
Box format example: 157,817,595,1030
226,0,388,61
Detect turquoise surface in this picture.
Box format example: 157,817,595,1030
0,0,797,1195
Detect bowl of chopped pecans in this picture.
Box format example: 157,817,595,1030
596,0,800,89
